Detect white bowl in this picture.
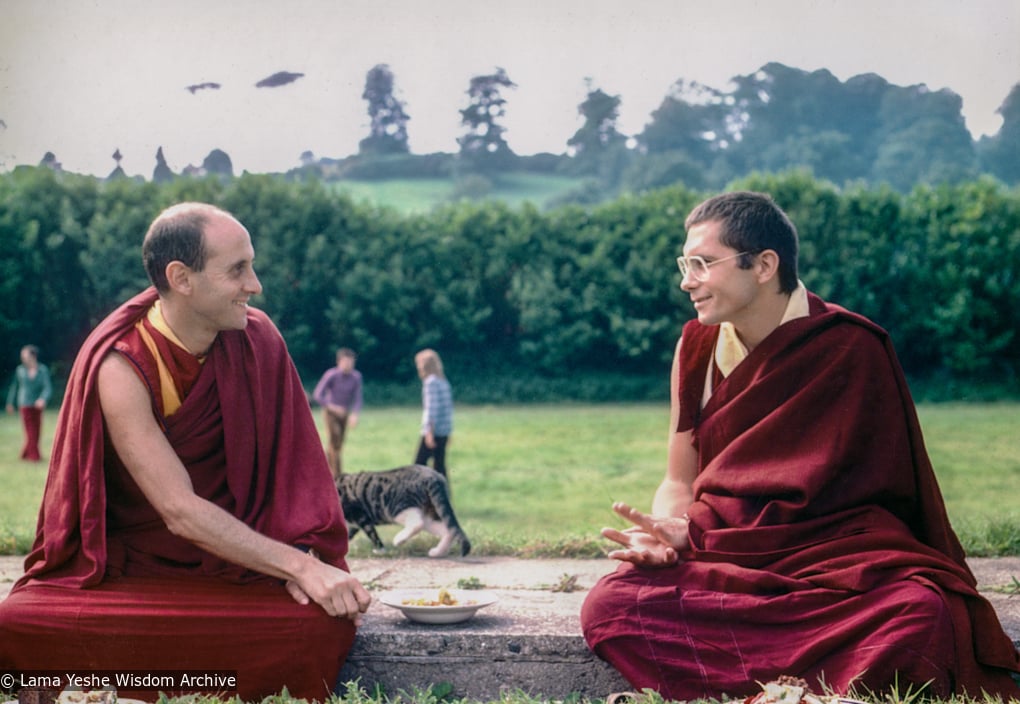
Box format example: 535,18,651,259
378,588,498,624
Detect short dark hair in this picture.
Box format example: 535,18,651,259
337,348,357,360
685,191,799,294
142,203,232,292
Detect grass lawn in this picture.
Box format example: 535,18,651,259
2,401,1018,557
333,178,458,214
329,172,585,214
1,402,1017,704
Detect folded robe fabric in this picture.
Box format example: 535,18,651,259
582,292,1020,700
0,288,355,701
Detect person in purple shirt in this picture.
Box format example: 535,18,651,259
313,348,363,478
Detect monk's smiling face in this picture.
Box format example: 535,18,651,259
183,213,263,343
681,220,761,330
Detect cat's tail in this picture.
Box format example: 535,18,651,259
426,473,472,556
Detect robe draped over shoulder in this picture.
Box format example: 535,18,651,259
582,293,1020,700
0,288,355,701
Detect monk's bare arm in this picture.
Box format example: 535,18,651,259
654,336,697,517
96,352,370,622
601,338,695,566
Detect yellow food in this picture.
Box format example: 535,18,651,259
402,588,474,607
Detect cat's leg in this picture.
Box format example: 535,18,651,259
391,508,426,546
362,524,387,552
424,517,455,557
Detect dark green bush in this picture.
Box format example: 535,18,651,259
2,168,1017,400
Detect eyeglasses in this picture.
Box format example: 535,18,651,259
676,251,752,282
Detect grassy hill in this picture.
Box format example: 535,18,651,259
327,171,586,213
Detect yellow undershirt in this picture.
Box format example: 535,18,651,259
703,282,809,405
134,300,205,416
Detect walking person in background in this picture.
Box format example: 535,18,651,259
413,348,453,478
5,344,53,462
313,347,363,478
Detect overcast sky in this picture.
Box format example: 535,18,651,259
1,0,1017,178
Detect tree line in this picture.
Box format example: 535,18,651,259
34,62,1020,203
348,61,1020,200
2,166,1018,404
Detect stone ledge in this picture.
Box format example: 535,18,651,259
337,583,629,699
337,556,1020,700
338,628,628,700
3,556,1018,700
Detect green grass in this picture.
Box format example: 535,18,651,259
3,402,1019,559
332,178,458,214
2,405,1018,704
484,172,586,209
329,172,584,213
341,403,666,557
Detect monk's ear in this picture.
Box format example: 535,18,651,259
165,261,193,295
755,249,781,286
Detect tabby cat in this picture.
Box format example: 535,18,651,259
335,464,471,557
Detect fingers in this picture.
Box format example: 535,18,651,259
612,501,653,530
600,526,633,547
322,576,373,623
354,583,373,612
607,546,679,568
332,585,372,625
285,579,311,605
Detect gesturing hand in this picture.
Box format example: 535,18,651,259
600,501,689,568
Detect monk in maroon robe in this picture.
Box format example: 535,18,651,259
581,192,1020,701
0,204,370,702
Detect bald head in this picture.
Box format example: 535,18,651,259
142,203,241,293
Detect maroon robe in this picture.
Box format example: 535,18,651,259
582,293,1020,700
0,288,356,701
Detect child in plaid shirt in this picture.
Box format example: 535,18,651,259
413,348,453,478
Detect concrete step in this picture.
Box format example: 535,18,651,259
3,556,1019,700
336,555,1020,701
338,556,629,700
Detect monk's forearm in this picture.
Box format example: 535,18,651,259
652,477,693,518
163,489,368,622
163,493,308,582
660,427,697,517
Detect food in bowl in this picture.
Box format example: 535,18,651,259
401,588,475,607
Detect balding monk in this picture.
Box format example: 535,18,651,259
0,203,370,701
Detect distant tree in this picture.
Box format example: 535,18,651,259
567,82,627,175
724,64,869,181
871,85,977,189
457,67,517,172
359,64,411,155
39,152,62,171
978,83,1020,184
758,129,856,183
712,63,978,190
202,149,233,177
622,150,708,192
638,79,725,163
153,147,174,183
106,149,126,180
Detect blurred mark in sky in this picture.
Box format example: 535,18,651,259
186,82,222,94
255,71,305,88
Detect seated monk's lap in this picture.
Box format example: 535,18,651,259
0,576,355,702
582,569,955,698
